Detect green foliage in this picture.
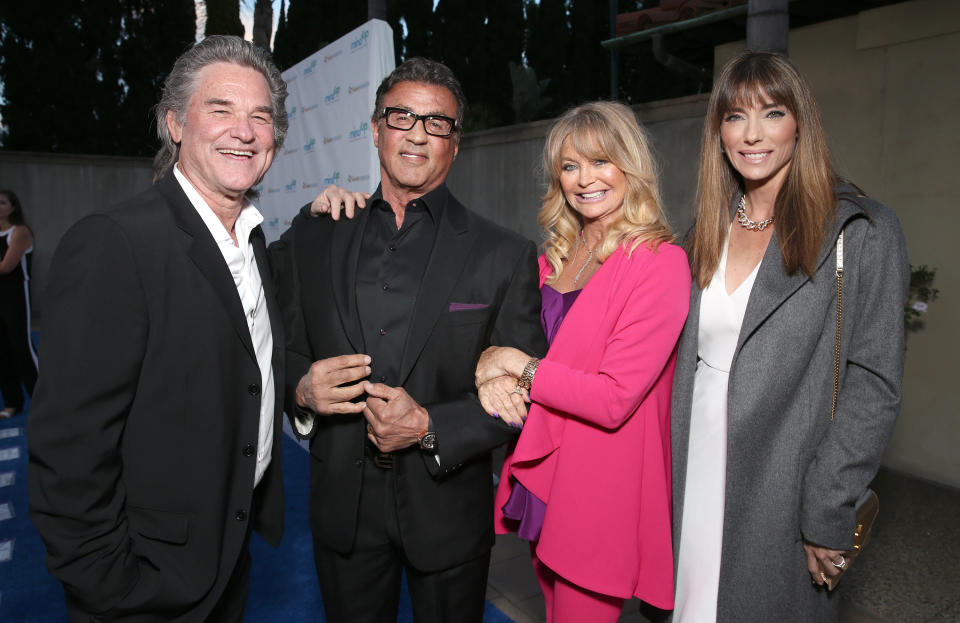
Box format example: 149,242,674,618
273,0,366,70
525,0,570,119
205,0,244,37
905,265,939,335
0,0,194,156
0,0,709,154
509,61,551,123
387,0,435,62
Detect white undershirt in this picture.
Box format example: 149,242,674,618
174,165,275,487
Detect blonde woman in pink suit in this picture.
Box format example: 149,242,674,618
475,101,690,622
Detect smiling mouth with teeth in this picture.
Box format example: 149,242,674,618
580,190,607,199
742,152,770,161
219,149,254,157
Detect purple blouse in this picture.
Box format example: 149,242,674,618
501,284,581,542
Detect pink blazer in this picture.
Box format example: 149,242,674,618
494,242,690,608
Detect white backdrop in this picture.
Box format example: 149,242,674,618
255,19,395,242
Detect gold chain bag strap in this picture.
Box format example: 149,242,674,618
823,229,880,591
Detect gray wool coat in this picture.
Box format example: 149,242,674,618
671,188,909,622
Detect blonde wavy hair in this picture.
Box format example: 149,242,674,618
539,101,673,283
690,51,837,288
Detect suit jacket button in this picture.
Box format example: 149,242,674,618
354,459,363,467
243,443,255,457
235,509,247,522
248,383,260,396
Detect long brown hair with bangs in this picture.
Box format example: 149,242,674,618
689,51,837,288
539,101,673,283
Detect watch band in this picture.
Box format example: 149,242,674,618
517,358,540,391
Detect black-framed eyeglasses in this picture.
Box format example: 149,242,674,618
381,107,458,137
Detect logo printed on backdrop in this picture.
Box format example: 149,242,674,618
255,20,394,244
348,121,370,142
350,30,370,52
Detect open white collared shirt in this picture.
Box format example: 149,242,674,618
174,165,275,488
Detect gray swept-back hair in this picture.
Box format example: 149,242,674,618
372,57,467,137
152,35,288,183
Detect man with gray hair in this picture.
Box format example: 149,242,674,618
29,35,287,622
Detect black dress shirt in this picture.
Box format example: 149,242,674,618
356,185,446,387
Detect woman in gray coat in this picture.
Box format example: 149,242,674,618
671,51,909,622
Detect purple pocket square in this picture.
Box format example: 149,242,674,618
448,302,489,312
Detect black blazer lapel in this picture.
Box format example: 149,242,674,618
157,174,256,361
252,227,284,385
398,199,474,383
328,207,370,354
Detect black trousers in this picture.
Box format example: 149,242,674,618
314,460,490,623
0,281,37,411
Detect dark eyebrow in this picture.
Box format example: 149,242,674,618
391,105,453,118
253,105,274,115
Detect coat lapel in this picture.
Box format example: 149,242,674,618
398,198,474,383
328,206,370,354
158,174,257,361
735,199,864,353
252,227,284,376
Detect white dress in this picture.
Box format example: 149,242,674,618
674,235,761,623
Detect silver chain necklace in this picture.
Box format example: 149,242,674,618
572,230,596,285
735,195,775,232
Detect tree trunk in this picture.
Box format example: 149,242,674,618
253,0,273,49
368,0,387,21
747,0,789,55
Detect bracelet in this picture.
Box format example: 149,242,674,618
517,358,540,391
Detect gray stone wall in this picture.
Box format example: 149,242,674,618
0,151,153,316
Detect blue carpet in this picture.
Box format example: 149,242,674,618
0,364,514,621
247,431,515,622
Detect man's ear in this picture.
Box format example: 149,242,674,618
371,117,380,150
166,110,183,144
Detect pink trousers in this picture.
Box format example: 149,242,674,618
531,548,624,623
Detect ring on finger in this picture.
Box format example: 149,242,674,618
832,556,846,569
512,385,524,395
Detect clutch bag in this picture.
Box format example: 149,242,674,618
823,488,878,590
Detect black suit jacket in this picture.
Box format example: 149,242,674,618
28,174,285,622
270,187,545,571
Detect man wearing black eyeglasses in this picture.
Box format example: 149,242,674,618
270,58,546,623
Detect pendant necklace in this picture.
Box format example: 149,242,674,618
572,231,597,285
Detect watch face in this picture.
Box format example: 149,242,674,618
419,431,437,451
